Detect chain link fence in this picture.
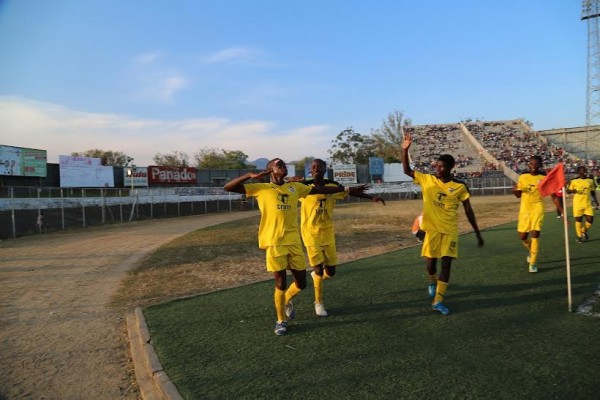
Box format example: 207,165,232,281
0,177,514,240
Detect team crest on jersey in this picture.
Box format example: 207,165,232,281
448,187,455,193
288,186,296,193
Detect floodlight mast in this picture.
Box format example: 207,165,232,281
582,0,600,161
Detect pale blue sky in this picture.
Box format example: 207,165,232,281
0,0,587,166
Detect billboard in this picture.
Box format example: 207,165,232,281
123,167,149,187
59,155,115,187
0,145,47,177
332,164,357,184
148,166,198,184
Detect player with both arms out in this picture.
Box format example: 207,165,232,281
299,159,386,317
402,130,484,315
224,158,367,336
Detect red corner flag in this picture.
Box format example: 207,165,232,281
538,163,565,197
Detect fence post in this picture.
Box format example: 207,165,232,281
82,189,86,228
60,188,65,230
119,189,123,223
101,189,106,224
10,187,16,239
37,188,42,233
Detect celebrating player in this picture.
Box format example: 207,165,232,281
224,158,366,335
401,130,484,315
299,159,385,317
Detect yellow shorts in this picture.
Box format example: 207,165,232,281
421,231,458,259
573,205,595,218
306,244,338,267
517,210,544,233
265,244,306,272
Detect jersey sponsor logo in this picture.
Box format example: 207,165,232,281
316,198,327,213
433,192,447,209
277,193,292,210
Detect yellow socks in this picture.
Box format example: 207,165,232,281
274,288,286,322
323,270,332,280
313,273,323,303
285,282,302,304
433,281,448,304
530,237,539,265
575,221,582,237
584,221,592,232
521,239,531,251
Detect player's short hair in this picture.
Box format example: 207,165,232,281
531,155,543,165
312,158,326,168
437,154,455,169
267,158,284,169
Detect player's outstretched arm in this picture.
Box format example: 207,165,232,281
350,191,386,205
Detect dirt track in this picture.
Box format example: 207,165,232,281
0,212,256,400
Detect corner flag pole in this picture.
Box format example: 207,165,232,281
562,187,572,312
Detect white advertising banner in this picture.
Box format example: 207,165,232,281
383,163,413,182
332,164,357,184
59,155,115,187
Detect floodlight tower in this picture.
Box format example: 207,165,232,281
582,0,600,160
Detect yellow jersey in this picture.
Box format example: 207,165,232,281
244,181,312,249
299,180,347,246
568,177,596,210
517,173,545,213
414,171,470,235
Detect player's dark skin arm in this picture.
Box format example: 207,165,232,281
462,199,484,247
401,131,415,179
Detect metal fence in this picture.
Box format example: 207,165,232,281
0,177,514,240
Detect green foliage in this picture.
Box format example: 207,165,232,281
293,156,316,175
328,127,376,164
70,149,131,166
153,151,190,167
371,110,410,163
193,147,252,169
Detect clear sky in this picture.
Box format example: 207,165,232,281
0,0,588,166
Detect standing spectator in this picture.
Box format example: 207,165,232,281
223,158,365,335
402,131,484,315
567,166,599,242
299,159,385,317
513,156,545,273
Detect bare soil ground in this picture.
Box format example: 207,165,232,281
0,196,545,400
0,212,259,400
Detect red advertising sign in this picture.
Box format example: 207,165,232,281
148,166,198,184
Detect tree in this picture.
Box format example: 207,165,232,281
70,149,131,166
371,110,411,163
153,151,189,167
328,128,375,165
193,148,253,169
293,156,316,177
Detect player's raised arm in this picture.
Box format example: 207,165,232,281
401,131,415,178
224,169,271,194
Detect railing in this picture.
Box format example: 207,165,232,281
0,178,514,240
